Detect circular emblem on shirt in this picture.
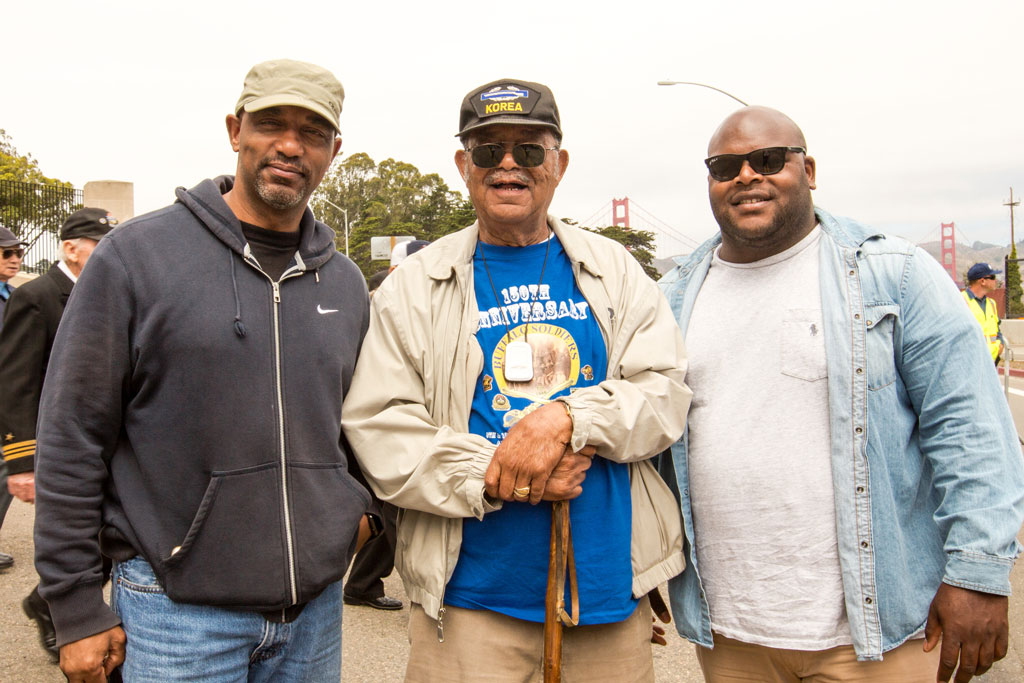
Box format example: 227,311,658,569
493,323,580,401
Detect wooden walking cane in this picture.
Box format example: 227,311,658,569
543,499,579,683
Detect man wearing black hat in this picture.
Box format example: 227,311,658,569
963,262,1005,365
343,79,689,681
0,225,29,334
0,224,28,572
33,59,376,683
0,207,117,660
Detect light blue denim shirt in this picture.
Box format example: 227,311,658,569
658,207,1024,661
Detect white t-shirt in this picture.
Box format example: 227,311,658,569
685,226,852,650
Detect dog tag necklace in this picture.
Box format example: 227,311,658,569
477,228,552,382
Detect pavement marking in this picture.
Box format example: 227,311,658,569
1008,387,1024,398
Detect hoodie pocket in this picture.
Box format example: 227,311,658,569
287,462,372,603
160,463,289,607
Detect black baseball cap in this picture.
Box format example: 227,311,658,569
456,78,562,140
0,226,28,248
60,208,118,241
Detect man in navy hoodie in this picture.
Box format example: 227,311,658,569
34,59,375,683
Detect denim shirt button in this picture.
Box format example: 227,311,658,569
856,486,865,494
854,313,861,320
856,367,863,374
865,597,873,604
855,427,863,434
860,541,869,548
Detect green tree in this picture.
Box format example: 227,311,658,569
1006,245,1024,318
561,219,659,280
312,153,473,276
1,129,78,262
0,129,71,186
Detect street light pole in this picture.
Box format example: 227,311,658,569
656,80,749,106
320,198,350,256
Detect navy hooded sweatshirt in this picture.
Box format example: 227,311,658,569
33,177,372,646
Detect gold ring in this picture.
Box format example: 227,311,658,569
513,486,531,498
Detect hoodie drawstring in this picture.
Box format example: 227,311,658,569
229,251,247,338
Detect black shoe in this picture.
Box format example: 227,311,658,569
343,593,403,611
0,552,12,570
23,590,59,661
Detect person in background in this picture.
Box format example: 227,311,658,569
388,239,430,273
0,207,117,660
0,225,28,333
0,224,28,573
962,262,1005,365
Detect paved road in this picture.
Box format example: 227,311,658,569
3,370,1023,682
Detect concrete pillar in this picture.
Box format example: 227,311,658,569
83,180,134,223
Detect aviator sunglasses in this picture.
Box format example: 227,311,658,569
2,248,25,259
705,146,806,182
468,142,559,168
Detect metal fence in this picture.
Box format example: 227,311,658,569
0,179,83,274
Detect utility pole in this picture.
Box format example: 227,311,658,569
1006,187,1020,248
1005,188,1023,319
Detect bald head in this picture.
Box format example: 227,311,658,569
708,106,807,156
705,106,818,263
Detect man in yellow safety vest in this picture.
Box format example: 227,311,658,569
963,262,1005,364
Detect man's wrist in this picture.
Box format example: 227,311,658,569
555,400,573,445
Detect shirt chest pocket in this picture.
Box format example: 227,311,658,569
864,304,900,390
780,309,828,382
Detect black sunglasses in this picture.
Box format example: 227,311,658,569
2,248,25,259
468,143,558,168
705,146,806,182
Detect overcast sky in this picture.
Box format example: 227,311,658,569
4,1,1022,257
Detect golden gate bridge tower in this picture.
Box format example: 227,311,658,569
940,221,957,282
612,197,630,228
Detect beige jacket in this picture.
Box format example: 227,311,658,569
342,216,691,626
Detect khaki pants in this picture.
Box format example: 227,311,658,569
696,632,940,682
405,596,654,682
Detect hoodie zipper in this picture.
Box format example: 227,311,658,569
271,279,298,607
248,257,303,608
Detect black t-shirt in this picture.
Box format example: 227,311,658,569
241,222,301,282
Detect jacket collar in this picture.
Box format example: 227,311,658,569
814,207,884,248
426,214,605,281
48,263,75,300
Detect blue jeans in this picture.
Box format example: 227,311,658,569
112,556,342,682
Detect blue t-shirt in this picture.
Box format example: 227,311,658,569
444,235,636,625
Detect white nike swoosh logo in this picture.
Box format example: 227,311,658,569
317,305,339,314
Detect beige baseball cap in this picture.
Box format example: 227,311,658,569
234,59,344,133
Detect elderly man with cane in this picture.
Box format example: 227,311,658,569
342,78,690,681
